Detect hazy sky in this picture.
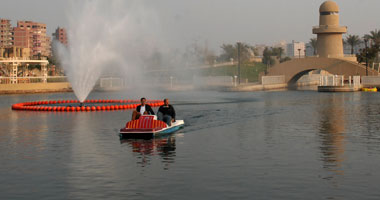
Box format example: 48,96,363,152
1,0,379,51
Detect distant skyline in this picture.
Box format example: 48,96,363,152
1,0,380,51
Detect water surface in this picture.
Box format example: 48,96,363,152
1,90,380,200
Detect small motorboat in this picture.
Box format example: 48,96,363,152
120,115,184,139
362,87,378,92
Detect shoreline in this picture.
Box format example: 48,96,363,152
0,82,72,95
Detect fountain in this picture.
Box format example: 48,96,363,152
56,0,162,102
11,0,165,112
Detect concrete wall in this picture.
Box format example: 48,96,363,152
0,82,72,94
262,75,285,85
362,76,380,87
193,76,233,87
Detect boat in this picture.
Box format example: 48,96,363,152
362,87,378,92
119,115,184,139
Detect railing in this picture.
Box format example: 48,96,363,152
0,76,67,84
319,75,344,86
319,75,361,87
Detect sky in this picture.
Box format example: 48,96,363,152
1,0,379,52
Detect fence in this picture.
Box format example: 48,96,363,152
0,76,68,84
99,77,125,88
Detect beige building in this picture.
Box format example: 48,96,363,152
312,1,346,58
287,41,305,58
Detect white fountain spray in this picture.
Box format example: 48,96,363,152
56,0,162,102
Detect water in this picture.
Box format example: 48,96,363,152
1,90,380,200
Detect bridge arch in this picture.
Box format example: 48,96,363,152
266,57,378,84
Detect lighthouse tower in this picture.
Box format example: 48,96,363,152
313,1,347,58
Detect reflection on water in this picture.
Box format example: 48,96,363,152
121,135,176,170
3,91,380,199
318,94,346,180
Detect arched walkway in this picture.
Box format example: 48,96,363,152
266,57,379,84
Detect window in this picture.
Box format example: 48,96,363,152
320,11,338,15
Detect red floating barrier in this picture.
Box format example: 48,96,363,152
12,99,164,112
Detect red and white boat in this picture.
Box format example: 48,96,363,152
120,115,184,139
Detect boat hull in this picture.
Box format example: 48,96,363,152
120,120,184,139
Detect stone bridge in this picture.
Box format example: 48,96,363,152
266,57,379,84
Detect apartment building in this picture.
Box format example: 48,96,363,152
0,19,12,48
13,20,51,58
53,27,68,46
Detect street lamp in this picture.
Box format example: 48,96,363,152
237,42,241,85
298,48,301,59
364,39,369,76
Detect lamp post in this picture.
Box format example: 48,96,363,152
364,39,369,76
237,42,241,85
298,48,301,59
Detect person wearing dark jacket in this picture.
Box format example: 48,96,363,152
132,97,155,120
157,98,176,126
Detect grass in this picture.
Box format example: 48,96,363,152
199,62,267,82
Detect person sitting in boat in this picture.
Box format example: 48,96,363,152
157,98,176,126
132,97,155,120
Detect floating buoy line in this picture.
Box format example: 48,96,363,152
11,99,163,112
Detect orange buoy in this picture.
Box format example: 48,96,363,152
81,107,86,111
76,107,81,111
91,106,96,111
86,107,91,111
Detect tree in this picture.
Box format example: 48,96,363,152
345,35,361,55
365,29,380,45
309,38,317,55
218,42,253,63
272,47,284,59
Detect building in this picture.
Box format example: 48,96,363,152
312,1,346,58
0,19,12,48
13,21,51,58
273,40,288,57
53,27,68,46
287,40,305,58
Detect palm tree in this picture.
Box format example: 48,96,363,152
309,38,317,55
364,29,380,46
345,35,361,55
